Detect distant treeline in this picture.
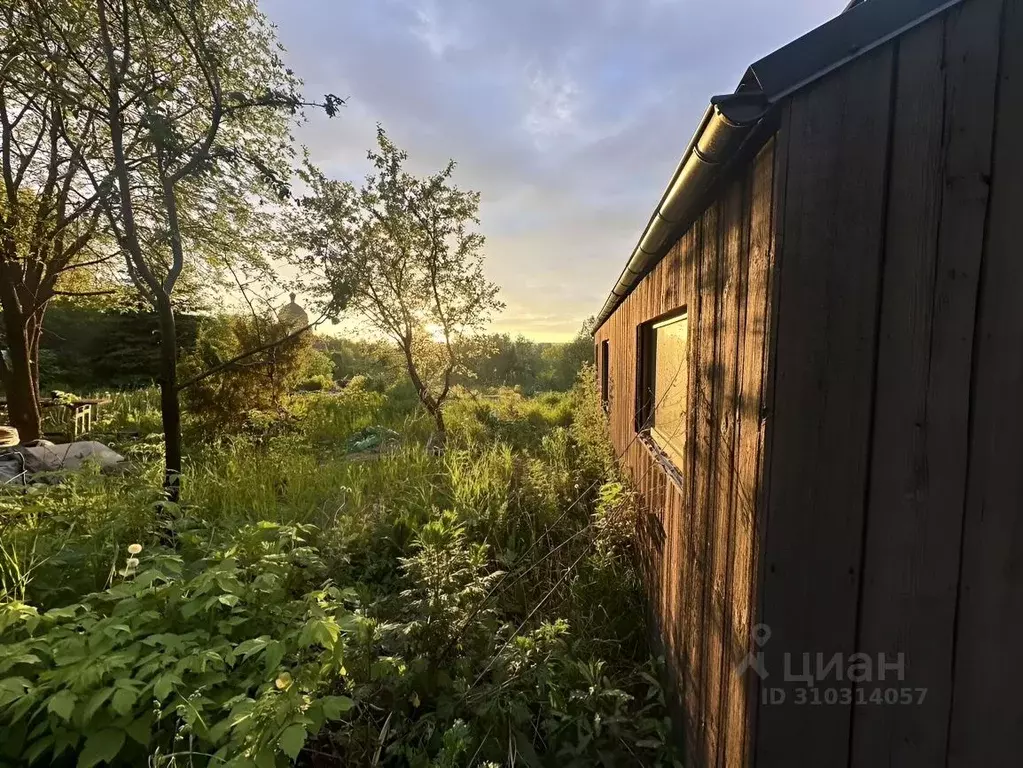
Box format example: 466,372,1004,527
318,326,593,394
40,306,595,395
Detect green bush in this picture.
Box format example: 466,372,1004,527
0,524,356,767
294,374,333,392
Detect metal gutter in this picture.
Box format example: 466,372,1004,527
594,94,768,327
593,0,965,332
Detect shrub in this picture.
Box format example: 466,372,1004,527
0,525,358,767
295,374,334,392
181,315,323,434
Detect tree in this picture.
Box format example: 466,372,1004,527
299,129,503,440
33,0,339,498
0,4,120,440
181,311,321,433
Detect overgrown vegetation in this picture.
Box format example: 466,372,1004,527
0,370,679,766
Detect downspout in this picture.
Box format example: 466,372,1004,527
594,93,768,330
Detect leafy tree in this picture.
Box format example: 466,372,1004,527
182,312,326,432
299,129,503,440
0,4,123,439
32,0,340,498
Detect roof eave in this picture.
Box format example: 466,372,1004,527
593,0,966,333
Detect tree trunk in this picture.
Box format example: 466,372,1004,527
29,320,42,401
154,293,182,502
0,313,42,443
400,342,447,448
431,405,446,442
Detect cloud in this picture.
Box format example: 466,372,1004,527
523,66,580,142
262,0,838,340
410,0,460,58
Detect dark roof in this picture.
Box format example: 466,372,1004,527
594,0,965,330
738,0,962,102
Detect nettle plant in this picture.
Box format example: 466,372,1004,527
0,524,359,767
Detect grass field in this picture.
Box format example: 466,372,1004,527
0,370,680,767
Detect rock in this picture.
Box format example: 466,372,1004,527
20,441,125,474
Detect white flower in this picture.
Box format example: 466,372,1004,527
126,557,140,569
127,543,143,555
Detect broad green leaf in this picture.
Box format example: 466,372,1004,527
233,636,269,660
125,713,153,746
321,696,354,721
0,677,31,708
46,690,77,722
299,618,339,649
81,687,114,724
278,724,306,761
53,730,79,758
44,605,81,621
105,583,137,600
110,687,138,716
207,716,232,744
0,602,40,633
132,570,164,588
263,640,285,675
25,734,53,765
78,728,124,768
0,653,42,676
101,624,132,639
153,673,181,702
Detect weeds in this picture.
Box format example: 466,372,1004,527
0,369,680,766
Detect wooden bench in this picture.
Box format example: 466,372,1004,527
0,398,112,440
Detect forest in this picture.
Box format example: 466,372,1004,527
0,1,678,766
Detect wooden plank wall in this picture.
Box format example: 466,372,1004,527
595,1,1020,765
593,139,778,767
755,0,1020,766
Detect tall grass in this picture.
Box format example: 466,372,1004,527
0,369,678,766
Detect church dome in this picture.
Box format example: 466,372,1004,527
279,293,309,329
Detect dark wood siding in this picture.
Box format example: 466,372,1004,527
756,1,1016,766
755,38,897,768
946,0,1023,761
595,0,1019,764
851,3,1003,766
593,140,778,767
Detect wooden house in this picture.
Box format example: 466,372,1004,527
592,0,1022,765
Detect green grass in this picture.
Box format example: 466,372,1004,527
0,370,681,767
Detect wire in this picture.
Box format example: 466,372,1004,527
439,351,692,661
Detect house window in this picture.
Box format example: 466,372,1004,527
600,340,610,409
638,312,689,467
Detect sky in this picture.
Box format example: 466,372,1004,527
263,0,838,342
